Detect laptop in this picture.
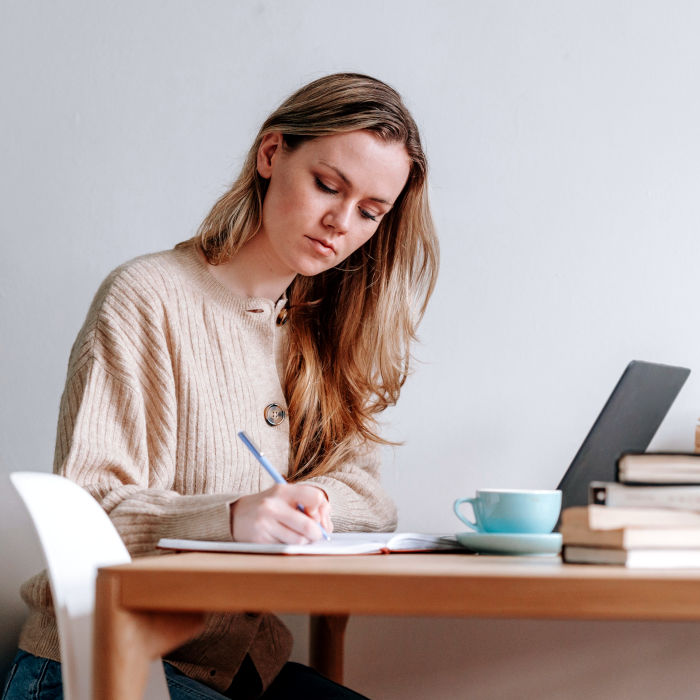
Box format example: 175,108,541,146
557,360,691,512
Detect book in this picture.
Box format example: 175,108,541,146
560,510,700,549
563,545,700,568
617,452,700,484
157,532,463,556
563,505,700,530
589,481,700,511
561,525,700,549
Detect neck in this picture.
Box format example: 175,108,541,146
201,235,295,301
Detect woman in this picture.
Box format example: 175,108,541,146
3,73,438,699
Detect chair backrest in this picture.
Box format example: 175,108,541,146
10,472,169,699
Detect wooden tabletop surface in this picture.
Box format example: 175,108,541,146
101,552,700,621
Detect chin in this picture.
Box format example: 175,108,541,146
296,266,331,279
292,259,335,278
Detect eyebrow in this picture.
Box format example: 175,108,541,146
318,160,394,206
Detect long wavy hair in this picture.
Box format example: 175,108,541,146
178,73,439,480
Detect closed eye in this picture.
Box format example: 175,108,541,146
315,177,337,195
316,176,379,222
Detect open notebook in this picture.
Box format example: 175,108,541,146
158,532,460,555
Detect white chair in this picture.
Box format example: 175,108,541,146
10,471,170,700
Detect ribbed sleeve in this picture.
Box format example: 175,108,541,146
18,244,397,692
309,444,398,532
56,355,236,552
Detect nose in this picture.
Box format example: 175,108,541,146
322,201,352,234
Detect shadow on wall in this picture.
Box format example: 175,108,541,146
0,473,45,681
344,616,700,700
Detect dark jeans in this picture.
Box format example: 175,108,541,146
2,650,370,700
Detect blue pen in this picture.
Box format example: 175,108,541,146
237,431,331,541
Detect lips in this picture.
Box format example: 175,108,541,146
306,236,336,255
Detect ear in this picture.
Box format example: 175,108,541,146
256,132,284,179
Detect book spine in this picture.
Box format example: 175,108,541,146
562,546,626,565
589,482,700,511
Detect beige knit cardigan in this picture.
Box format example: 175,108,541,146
18,245,397,693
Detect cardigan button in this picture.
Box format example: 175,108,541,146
264,403,286,426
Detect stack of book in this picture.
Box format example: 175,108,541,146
561,451,700,568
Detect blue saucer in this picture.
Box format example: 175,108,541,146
456,532,562,556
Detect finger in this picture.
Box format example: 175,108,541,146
284,484,327,510
297,487,332,533
266,520,313,545
302,506,332,539
238,485,329,542
276,503,328,542
298,501,332,535
319,503,333,533
231,490,310,543
247,503,315,545
253,489,326,540
304,499,332,531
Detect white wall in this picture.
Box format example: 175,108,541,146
3,1,700,697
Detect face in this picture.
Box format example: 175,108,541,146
255,130,411,279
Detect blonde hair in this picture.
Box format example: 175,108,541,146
179,73,439,479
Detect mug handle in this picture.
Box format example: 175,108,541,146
453,497,479,531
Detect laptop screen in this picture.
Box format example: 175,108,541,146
557,360,690,512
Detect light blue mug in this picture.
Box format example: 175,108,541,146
453,489,562,534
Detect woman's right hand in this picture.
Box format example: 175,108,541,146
230,482,332,544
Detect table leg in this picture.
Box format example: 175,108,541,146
94,571,204,699
309,614,349,685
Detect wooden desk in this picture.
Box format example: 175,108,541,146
94,553,700,698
